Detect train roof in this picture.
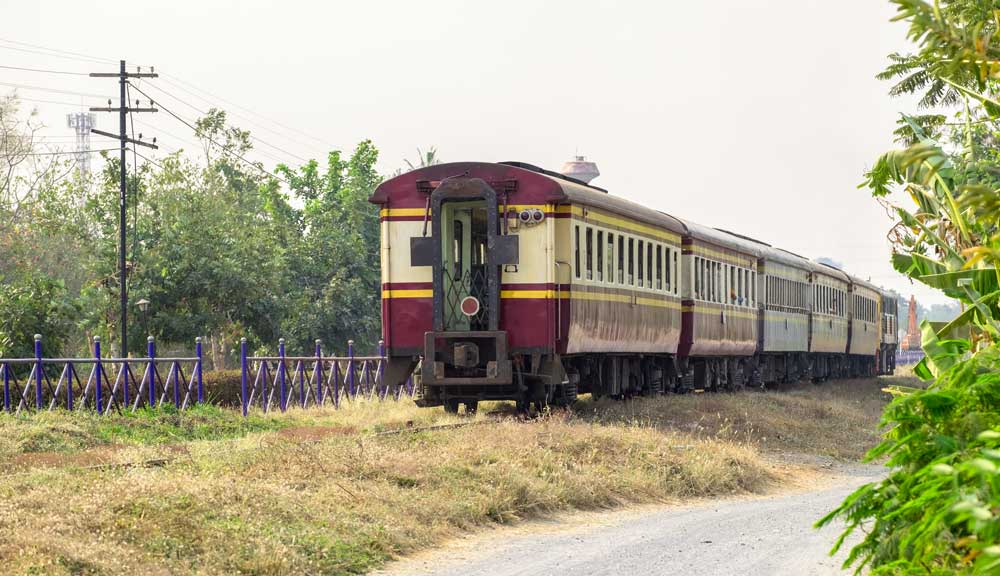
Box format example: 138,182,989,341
811,261,851,283
849,275,881,294
714,228,814,269
501,162,688,236
682,220,763,258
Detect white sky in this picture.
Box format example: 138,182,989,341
1,0,949,305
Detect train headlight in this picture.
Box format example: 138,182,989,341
518,209,545,226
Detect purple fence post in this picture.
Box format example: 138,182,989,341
33,334,43,410
195,337,204,404
278,338,287,412
315,339,323,405
173,359,180,409
122,356,130,408
347,340,355,398
377,339,386,397
333,360,341,408
147,337,156,408
94,337,103,415
300,342,308,409
66,362,74,411
2,362,10,412
240,338,248,417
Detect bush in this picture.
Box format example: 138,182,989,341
819,338,1000,573
202,370,244,406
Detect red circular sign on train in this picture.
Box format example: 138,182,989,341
460,296,480,316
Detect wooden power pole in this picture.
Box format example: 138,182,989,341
89,60,158,357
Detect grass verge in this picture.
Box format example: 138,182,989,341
0,375,907,575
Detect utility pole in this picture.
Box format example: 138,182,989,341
89,60,158,357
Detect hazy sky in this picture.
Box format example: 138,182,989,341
1,1,947,305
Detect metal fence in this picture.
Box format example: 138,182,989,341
0,335,410,416
239,338,413,416
0,335,204,415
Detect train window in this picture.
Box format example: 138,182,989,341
596,230,604,282
706,260,711,301
618,236,624,284
665,247,671,292
694,257,701,299
607,233,614,284
647,243,653,291
705,261,710,301
708,261,714,302
574,226,581,279
656,245,663,290
673,251,678,295
730,266,736,304
628,238,635,285
716,262,722,303
585,227,593,281
737,269,743,305
637,240,644,287
714,262,720,303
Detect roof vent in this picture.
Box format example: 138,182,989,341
560,155,600,184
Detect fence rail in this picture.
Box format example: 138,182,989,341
0,335,410,416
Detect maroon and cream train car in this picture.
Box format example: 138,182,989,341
677,222,761,390
556,185,686,400
370,161,687,411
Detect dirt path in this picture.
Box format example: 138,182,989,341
375,462,882,576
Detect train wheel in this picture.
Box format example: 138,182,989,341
464,401,478,415
444,399,460,413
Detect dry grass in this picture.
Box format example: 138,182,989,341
0,375,906,575
577,375,913,460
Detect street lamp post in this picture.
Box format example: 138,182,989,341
136,299,150,342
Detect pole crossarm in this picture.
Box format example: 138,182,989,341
90,128,158,149
88,108,158,113
89,72,159,78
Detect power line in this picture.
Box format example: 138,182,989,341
0,81,107,99
158,74,330,147
17,148,118,156
0,36,327,155
130,83,291,185
126,83,142,302
141,81,311,163
0,64,89,76
0,37,118,65
14,96,100,107
128,86,289,165
0,43,113,66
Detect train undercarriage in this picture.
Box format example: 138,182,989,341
411,348,890,414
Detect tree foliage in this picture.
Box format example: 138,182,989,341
819,1,1000,573
0,98,389,363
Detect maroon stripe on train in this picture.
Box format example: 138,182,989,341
383,281,433,290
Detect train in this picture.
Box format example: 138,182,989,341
370,161,897,413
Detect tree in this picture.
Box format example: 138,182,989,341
276,141,383,354
404,146,440,171
819,2,1000,573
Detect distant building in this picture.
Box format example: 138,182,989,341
903,294,921,350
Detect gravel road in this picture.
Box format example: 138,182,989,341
375,463,883,576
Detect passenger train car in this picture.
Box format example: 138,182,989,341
370,161,896,412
